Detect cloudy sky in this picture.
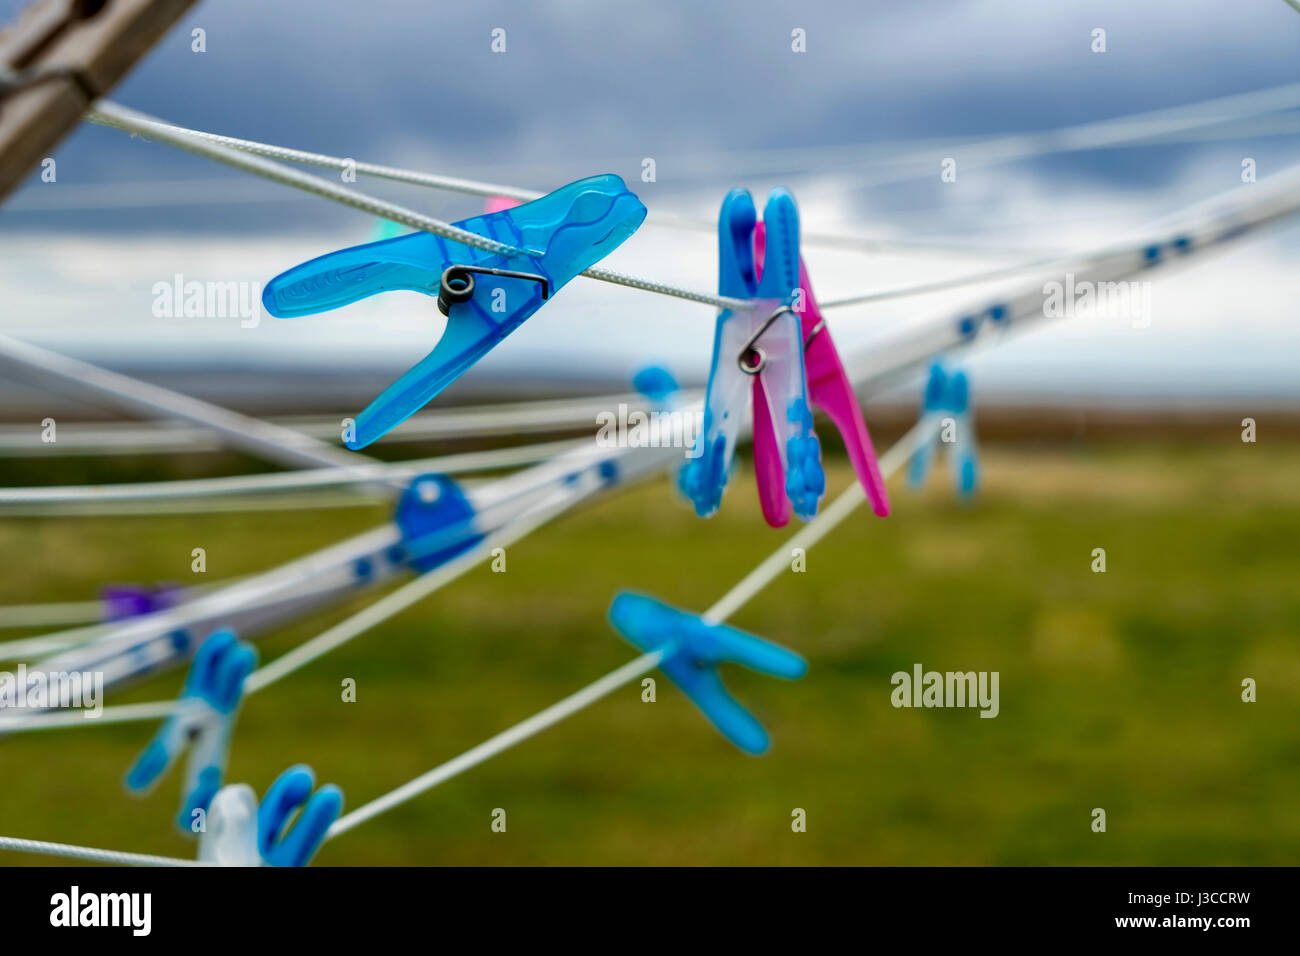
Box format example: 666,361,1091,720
1,0,1298,414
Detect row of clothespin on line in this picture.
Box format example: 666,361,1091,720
9,179,982,866
11,437,662,706
261,174,978,523
22,177,983,707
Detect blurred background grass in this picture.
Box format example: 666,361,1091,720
1,431,1297,865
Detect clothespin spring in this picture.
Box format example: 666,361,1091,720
738,305,796,375
437,265,549,316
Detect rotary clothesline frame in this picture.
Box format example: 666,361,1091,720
1,93,1299,864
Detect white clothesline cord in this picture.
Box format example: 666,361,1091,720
0,835,206,867
244,483,591,694
0,598,105,629
5,440,628,683
326,416,938,838
73,105,1114,308
0,701,179,731
792,81,1300,205
325,648,666,838
0,438,583,507
0,391,659,458
0,331,377,478
0,473,612,732
87,101,746,312
86,83,1300,254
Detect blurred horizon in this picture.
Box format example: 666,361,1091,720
1,0,1298,413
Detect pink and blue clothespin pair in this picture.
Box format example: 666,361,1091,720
682,188,822,523
752,219,890,523
608,592,807,754
198,766,343,867
124,630,257,831
263,175,647,450
908,362,979,499
681,188,889,527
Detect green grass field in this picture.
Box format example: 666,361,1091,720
2,437,1298,865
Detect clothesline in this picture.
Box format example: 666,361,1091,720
325,413,936,838
75,102,1101,315
87,101,747,312
5,85,1300,866
0,416,934,864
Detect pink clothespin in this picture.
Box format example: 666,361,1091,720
752,223,890,523
484,195,522,214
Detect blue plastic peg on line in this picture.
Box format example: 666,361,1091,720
908,362,979,499
393,473,485,572
608,591,807,754
124,629,257,832
198,766,342,867
263,174,647,449
258,764,343,867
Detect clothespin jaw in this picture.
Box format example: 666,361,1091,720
608,591,807,754
682,188,823,525
393,473,484,572
198,766,343,867
263,175,647,449
124,630,257,832
258,764,343,867
908,363,978,498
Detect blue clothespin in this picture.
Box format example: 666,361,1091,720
263,175,647,449
198,765,342,867
125,630,257,831
258,765,343,867
608,591,807,754
392,473,484,572
680,188,824,523
908,363,979,498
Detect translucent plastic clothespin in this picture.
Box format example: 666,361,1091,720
198,765,342,867
681,188,824,524
125,629,257,832
608,591,807,754
101,583,180,621
392,473,485,572
908,363,979,499
263,175,647,449
752,222,890,524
